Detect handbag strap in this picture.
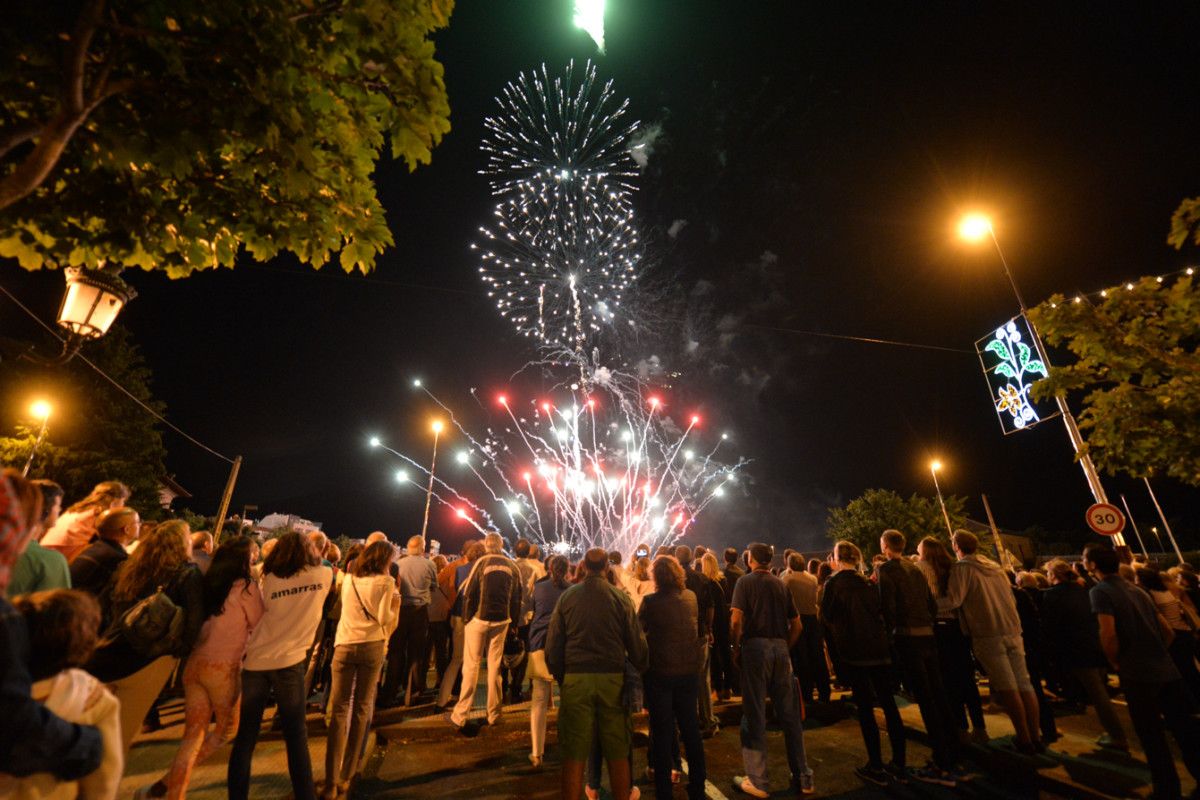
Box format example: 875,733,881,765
350,576,380,625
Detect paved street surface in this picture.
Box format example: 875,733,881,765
119,671,1196,800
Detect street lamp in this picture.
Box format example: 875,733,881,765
22,400,52,477
957,213,1124,546
929,459,954,538
420,420,444,539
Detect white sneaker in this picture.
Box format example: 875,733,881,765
733,776,769,799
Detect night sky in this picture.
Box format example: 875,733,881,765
4,2,1200,553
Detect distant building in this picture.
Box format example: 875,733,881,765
157,475,192,510
256,512,323,534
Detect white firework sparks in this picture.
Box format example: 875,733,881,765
372,367,744,556
475,61,646,351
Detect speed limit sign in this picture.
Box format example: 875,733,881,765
1086,503,1126,536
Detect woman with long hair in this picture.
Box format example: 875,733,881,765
323,541,399,799
701,551,735,701
135,536,265,799
87,520,205,757
917,536,987,743
41,480,130,562
527,554,570,767
640,555,705,800
628,556,655,610
228,531,333,800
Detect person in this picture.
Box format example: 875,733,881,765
1084,544,1200,800
3,588,122,800
639,555,706,800
1012,570,1059,742
87,520,204,756
700,551,735,702
1135,563,1200,701
425,554,452,689
723,547,745,601
0,470,104,790
821,540,907,787
876,530,959,784
917,536,987,743
1039,559,1128,750
324,540,400,799
627,556,655,610
945,530,1042,754
68,507,140,597
228,531,333,800
189,532,214,575
130,536,264,799
6,479,71,597
511,538,547,702
730,542,813,797
449,533,522,730
546,547,648,800
380,535,438,707
527,554,570,767
436,540,484,709
675,545,719,736
782,552,828,705
41,481,131,562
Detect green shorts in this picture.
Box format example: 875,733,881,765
557,672,630,761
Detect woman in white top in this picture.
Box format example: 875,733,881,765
227,532,332,800
322,540,400,800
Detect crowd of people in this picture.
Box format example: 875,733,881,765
2,468,1199,800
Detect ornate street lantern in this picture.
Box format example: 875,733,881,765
57,266,137,340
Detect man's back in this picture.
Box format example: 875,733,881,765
396,554,438,606
783,570,818,616
877,557,936,635
732,570,795,641
682,566,715,636
948,554,1021,637
1090,576,1178,683
464,553,521,623
546,575,647,679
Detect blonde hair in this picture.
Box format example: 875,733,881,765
66,481,130,515
700,551,723,583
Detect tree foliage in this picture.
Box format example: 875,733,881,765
825,488,966,557
1029,275,1200,486
0,326,169,513
0,0,453,276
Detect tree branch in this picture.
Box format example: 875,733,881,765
0,121,44,161
64,0,107,113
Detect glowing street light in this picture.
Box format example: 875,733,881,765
928,458,954,538
22,399,53,477
421,420,444,540
957,213,993,243
957,211,1121,544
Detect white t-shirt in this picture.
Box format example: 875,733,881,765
244,564,333,671
336,573,400,646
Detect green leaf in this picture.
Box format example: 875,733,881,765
995,363,1017,379
984,339,1011,362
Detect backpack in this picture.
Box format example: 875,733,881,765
113,571,186,659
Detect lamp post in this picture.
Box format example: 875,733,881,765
929,459,954,538
420,420,443,540
958,213,1125,546
16,267,138,365
22,400,52,477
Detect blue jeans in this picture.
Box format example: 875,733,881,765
645,672,705,800
228,660,315,800
739,637,810,792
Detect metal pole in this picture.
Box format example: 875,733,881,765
1119,494,1150,560
931,467,954,538
1144,477,1184,564
981,493,1010,567
420,432,440,540
21,417,49,477
211,455,243,543
987,232,1125,546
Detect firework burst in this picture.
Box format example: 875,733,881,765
374,366,744,556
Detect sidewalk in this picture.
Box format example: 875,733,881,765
885,690,1198,800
